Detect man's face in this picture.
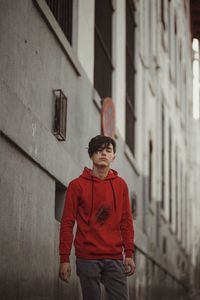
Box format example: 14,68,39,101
91,143,115,167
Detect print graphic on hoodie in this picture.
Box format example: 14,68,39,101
59,167,134,263
96,206,111,224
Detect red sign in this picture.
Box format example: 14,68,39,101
101,98,116,138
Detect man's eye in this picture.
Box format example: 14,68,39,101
96,149,103,153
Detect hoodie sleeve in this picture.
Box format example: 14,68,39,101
120,182,134,258
59,181,80,263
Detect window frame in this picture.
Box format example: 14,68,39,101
125,0,136,156
33,0,81,75
45,0,73,45
93,0,114,99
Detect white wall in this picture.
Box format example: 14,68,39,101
77,0,95,83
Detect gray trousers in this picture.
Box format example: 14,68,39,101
76,258,129,300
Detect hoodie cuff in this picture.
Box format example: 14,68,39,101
60,255,70,263
125,251,133,258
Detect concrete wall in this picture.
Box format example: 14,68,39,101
0,134,58,299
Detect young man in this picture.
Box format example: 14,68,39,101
59,135,135,300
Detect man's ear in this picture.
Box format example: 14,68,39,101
112,154,116,161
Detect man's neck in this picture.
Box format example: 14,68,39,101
92,165,110,180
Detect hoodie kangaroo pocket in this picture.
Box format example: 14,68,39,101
83,228,122,255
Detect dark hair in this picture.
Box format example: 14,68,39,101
88,135,116,157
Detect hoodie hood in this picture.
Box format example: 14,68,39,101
80,167,118,181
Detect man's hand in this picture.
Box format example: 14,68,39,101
59,262,71,283
124,257,135,276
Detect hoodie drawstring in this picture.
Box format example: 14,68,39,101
109,179,116,211
88,176,94,224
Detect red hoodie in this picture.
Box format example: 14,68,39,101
59,167,134,263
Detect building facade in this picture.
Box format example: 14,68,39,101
0,0,200,299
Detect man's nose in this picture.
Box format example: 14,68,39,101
101,149,107,155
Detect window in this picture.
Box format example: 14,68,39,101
169,125,172,223
161,0,166,29
168,0,171,59
180,162,183,242
94,0,113,99
45,0,73,45
161,105,165,209
175,145,178,232
149,139,153,203
55,181,66,222
184,174,187,249
126,0,136,155
174,15,178,84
